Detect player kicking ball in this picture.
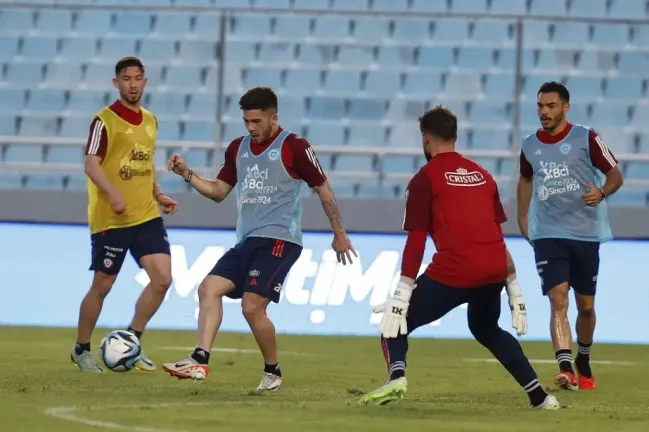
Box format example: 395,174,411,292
358,107,559,410
162,87,356,391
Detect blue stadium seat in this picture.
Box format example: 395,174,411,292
385,99,427,122
381,155,416,174
553,22,590,45
19,116,59,136
377,46,416,67
0,115,16,136
230,14,272,40
225,41,258,63
411,0,448,12
457,47,495,69
473,21,512,44
21,36,58,60
453,0,488,13
335,154,374,172
537,49,577,70
6,63,44,85
631,104,649,128
331,0,368,11
590,104,630,126
255,0,291,7
485,73,515,100
391,19,430,43
471,129,511,150
45,145,84,164
625,162,649,180
389,122,421,147
593,128,633,154
27,89,66,112
59,38,97,61
4,144,43,162
305,123,345,145
113,12,152,36
184,148,211,168
36,10,73,33
323,70,362,93
0,172,23,189
348,98,386,121
148,92,187,116
312,16,351,40
183,120,215,141
60,117,92,137
563,76,603,101
490,0,527,15
0,89,25,113
0,9,33,33
433,19,470,42
309,97,345,120
402,71,443,96
468,101,511,126
443,72,482,98
379,179,407,198
214,0,253,5
578,50,617,73
284,68,321,93
153,12,193,37
356,179,379,198
327,179,356,198
178,40,218,63
274,15,312,39
592,23,630,46
193,15,222,40
418,46,454,69
74,11,112,35
567,103,589,125
174,0,214,5
296,43,335,65
259,42,296,63
522,74,560,98
348,124,387,147
607,189,647,207
372,0,409,12
165,66,204,88
337,46,374,66
0,36,19,61
188,93,217,119
609,0,647,19
364,71,401,96
618,51,649,74
293,0,329,9
139,39,176,61
529,0,566,15
156,174,188,193
64,173,87,191
157,120,180,140
83,64,116,88
605,77,644,99
353,17,390,44
100,37,138,60
522,22,551,47
244,67,283,89
24,174,64,190
569,0,607,18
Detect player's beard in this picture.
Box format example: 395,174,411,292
122,92,141,105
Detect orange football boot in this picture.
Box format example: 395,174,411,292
554,370,578,391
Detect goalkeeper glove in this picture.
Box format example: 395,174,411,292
505,276,528,337
372,280,414,338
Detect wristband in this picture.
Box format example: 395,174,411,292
184,169,193,183
599,187,606,200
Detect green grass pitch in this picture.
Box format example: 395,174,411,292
0,326,648,431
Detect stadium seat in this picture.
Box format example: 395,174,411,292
83,64,117,89
24,174,65,190
0,115,16,136
148,92,187,116
607,189,647,207
389,122,422,148
293,0,329,9
0,36,19,61
569,0,607,18
36,9,73,33
348,124,387,147
100,38,138,60
26,89,66,112
433,19,470,42
192,14,222,40
529,0,566,16
372,0,409,12
385,99,427,122
381,155,416,174
418,46,454,69
45,145,84,164
284,68,321,93
139,39,177,62
484,73,515,100
305,123,345,146
452,0,489,14
183,120,215,141
330,0,368,11
59,38,97,61
411,0,448,12
113,12,153,36
296,43,335,65
153,12,193,37
6,63,44,85
60,117,92,137
609,0,647,19
392,19,431,43
230,14,272,40
255,0,291,8
157,120,181,141
468,101,511,127
323,70,362,93
335,154,375,172
563,76,603,101
473,21,512,44
259,42,296,63
309,97,346,120
364,71,402,97
336,46,374,66
457,47,495,70
377,45,416,67
244,67,283,89
74,11,113,35
4,144,43,162
0,172,23,189
0,89,26,113
490,0,527,15
165,66,204,89
471,129,511,150
274,15,312,40
353,17,390,44
0,9,33,34
605,77,644,99
578,50,617,73
348,98,387,121
188,93,217,119
590,104,630,126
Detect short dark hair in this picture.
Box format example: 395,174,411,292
538,81,570,103
115,56,145,76
418,105,457,141
239,87,278,111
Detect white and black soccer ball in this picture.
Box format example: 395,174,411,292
99,330,141,372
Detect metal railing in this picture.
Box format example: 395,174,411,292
1,1,649,189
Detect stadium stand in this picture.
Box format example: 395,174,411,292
1,0,649,205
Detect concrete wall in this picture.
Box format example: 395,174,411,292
2,189,648,238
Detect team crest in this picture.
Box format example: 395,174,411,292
145,125,155,138
268,149,280,161
559,143,571,155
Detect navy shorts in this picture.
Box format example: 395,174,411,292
406,274,505,335
532,238,600,296
89,217,170,275
209,237,303,303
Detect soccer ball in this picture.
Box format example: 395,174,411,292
99,330,141,372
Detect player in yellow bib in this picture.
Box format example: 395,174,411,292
70,57,178,373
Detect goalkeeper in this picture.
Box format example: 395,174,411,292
358,106,559,410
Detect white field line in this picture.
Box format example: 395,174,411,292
160,346,306,355
463,358,637,366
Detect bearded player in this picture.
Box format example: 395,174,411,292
162,86,356,390
359,106,559,410
71,56,178,372
518,82,623,391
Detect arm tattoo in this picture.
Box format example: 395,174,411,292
316,183,344,233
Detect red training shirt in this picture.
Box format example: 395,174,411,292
520,123,618,177
85,100,149,158
401,152,508,288
217,127,327,188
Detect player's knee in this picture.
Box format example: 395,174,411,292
577,302,595,317
548,289,569,313
241,296,265,321
150,272,172,294
90,272,116,297
197,276,231,302
468,318,498,343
